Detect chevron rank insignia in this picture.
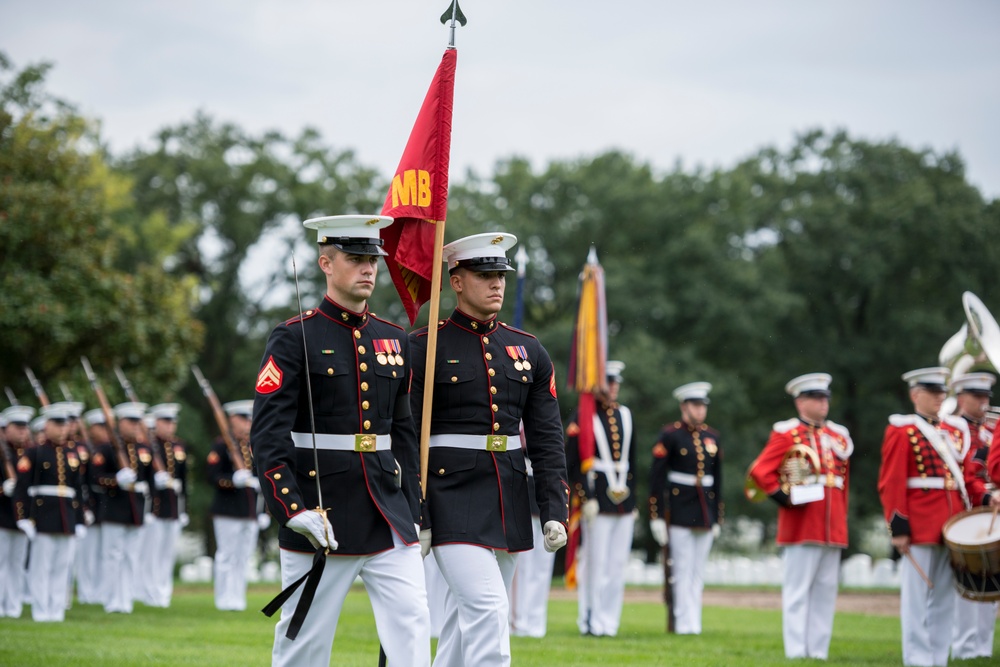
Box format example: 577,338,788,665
256,355,283,394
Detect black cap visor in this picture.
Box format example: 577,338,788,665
320,236,388,257
450,257,514,273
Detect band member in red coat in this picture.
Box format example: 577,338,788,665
748,373,852,660
878,367,998,667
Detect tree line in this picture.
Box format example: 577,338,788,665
2,53,997,555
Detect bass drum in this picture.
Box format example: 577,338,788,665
942,506,1000,602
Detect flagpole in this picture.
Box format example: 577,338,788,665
419,219,446,497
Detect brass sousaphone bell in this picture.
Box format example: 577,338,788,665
939,291,1000,420
744,444,822,502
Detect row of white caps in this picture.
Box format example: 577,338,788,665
1,400,255,430
781,369,996,398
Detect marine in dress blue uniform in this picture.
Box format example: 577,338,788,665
251,215,430,667
410,232,569,667
88,402,154,614
13,403,86,622
0,405,36,618
649,382,723,635
205,399,262,611
565,360,638,637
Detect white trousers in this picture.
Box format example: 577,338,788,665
425,549,449,639
952,596,997,660
576,513,634,636
213,516,259,611
432,544,518,667
0,528,29,617
669,525,714,634
28,533,74,622
271,535,430,667
900,545,956,667
510,516,556,637
101,522,141,613
136,518,181,607
74,524,102,604
782,544,840,659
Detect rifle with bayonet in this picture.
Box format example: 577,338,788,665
112,366,166,474
190,365,246,471
24,367,50,409
80,357,131,470
59,381,94,451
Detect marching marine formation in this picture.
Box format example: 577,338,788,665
747,373,852,660
410,232,569,667
565,360,637,637
648,381,723,635
878,367,996,667
251,215,430,667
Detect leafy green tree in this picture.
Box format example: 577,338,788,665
0,53,203,402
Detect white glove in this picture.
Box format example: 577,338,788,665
650,518,668,546
132,481,150,495
84,509,95,526
154,471,172,490
171,478,184,493
542,521,567,553
144,513,156,525
247,477,261,492
257,513,271,530
115,467,137,488
75,524,87,539
712,523,721,539
419,528,432,558
2,478,15,497
287,510,337,550
231,469,252,488
179,512,190,528
582,498,599,522
17,519,36,541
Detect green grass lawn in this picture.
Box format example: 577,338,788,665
0,584,996,666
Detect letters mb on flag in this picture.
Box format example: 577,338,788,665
381,48,457,325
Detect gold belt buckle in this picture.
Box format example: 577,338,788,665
486,435,508,452
826,473,835,488
355,434,377,452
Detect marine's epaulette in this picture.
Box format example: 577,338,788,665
888,414,918,428
826,420,851,440
498,322,537,339
661,422,681,434
283,309,319,326
368,312,405,332
772,418,800,434
703,425,721,437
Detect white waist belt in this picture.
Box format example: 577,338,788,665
291,432,390,452
668,471,714,487
906,477,951,490
28,485,77,499
803,474,845,489
429,434,512,452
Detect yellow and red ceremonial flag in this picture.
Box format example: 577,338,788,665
564,246,608,589
380,48,457,325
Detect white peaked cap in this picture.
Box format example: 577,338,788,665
951,372,995,396
673,381,712,403
785,373,832,397
31,415,47,432
901,367,950,391
113,402,148,421
442,233,517,272
223,400,254,417
83,408,106,426
303,214,392,255
150,403,181,420
41,403,73,421
48,401,81,419
606,360,626,383
1,405,36,425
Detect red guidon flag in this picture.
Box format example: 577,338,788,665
381,48,457,325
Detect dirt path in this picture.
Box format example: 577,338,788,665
550,587,904,616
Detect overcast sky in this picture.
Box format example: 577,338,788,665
3,1,999,198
